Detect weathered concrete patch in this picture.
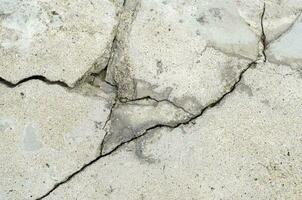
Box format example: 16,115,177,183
102,98,191,154
22,123,43,151
267,15,302,66
234,0,302,41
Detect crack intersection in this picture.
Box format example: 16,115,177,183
35,59,258,199
5,2,270,200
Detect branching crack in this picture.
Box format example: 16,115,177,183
35,59,257,200
34,2,267,199
87,36,119,89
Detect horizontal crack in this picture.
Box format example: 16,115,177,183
0,75,71,89
35,60,257,200
129,61,257,131
0,15,120,91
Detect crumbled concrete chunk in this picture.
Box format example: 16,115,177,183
0,0,117,86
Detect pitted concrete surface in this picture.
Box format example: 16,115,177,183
0,0,301,200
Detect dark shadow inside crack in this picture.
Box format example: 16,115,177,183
34,2,269,200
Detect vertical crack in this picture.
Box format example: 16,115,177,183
260,3,267,62
35,59,257,200
0,76,71,88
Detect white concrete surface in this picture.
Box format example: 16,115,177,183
0,0,301,199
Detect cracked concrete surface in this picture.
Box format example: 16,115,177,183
0,0,302,199
0,0,117,86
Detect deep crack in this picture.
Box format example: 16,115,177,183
34,1,267,199
0,75,71,89
35,60,257,200
260,3,267,62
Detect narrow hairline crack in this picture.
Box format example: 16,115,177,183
120,96,194,116
99,96,118,155
267,12,302,45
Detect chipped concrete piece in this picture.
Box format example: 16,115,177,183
1,0,302,200
0,0,117,86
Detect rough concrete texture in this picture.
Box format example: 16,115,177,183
0,0,301,200
0,0,117,86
